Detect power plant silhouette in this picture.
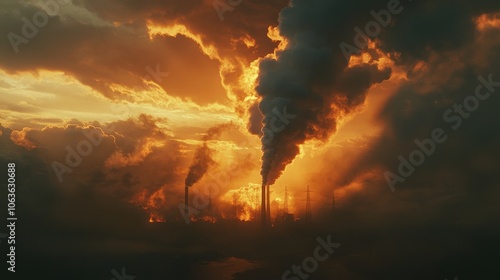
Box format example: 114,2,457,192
184,183,337,226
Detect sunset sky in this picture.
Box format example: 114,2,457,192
1,0,500,279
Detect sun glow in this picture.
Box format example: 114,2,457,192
221,184,260,221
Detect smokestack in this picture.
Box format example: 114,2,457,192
261,184,266,226
185,185,189,210
266,184,271,225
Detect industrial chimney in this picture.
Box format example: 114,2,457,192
261,184,266,226
266,185,271,225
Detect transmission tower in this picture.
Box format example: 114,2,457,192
305,185,312,221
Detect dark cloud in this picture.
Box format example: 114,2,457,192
0,0,290,105
0,115,185,213
0,1,227,105
378,0,500,62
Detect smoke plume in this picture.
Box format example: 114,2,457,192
184,143,215,187
184,123,235,187
254,0,391,186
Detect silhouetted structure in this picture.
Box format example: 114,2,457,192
305,185,312,221
261,184,266,226
280,186,294,223
266,185,271,225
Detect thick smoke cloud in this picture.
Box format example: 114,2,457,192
376,0,500,63
252,0,500,188
254,0,392,186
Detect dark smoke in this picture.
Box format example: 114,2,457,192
185,143,215,187
254,0,392,186
184,123,235,187
201,122,235,141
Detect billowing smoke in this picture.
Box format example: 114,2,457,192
254,0,392,186
184,123,235,187
184,143,215,187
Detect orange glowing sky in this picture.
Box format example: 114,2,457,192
2,0,498,223
3,2,500,280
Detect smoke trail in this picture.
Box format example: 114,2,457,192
185,143,215,187
253,0,392,186
184,123,235,187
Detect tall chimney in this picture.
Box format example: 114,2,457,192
266,185,271,225
261,184,266,226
